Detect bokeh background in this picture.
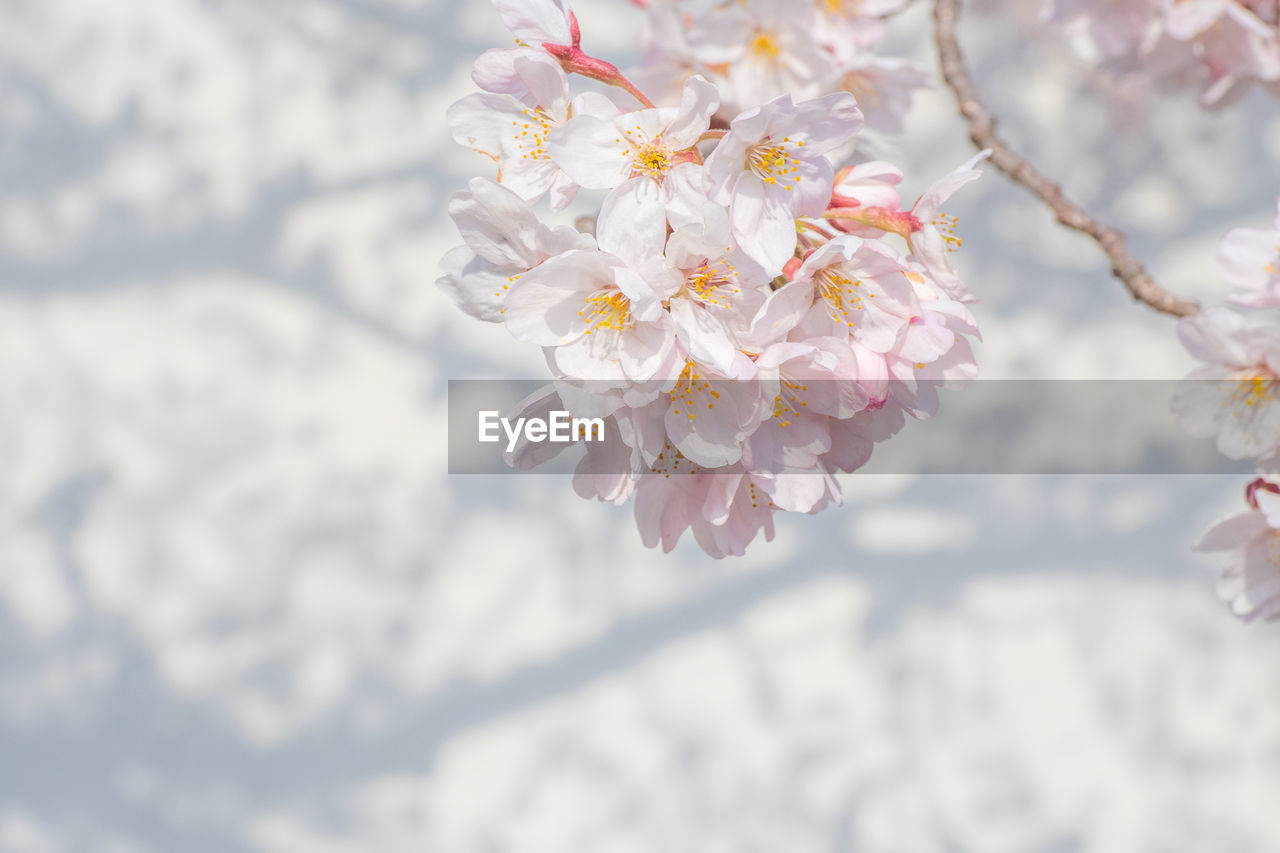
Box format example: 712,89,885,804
3,0,1280,850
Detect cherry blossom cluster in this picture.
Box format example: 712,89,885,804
1044,0,1280,106
1173,195,1280,619
439,0,986,556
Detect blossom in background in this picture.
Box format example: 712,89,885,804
813,0,911,51
831,56,933,135
683,0,831,115
627,0,927,130
1222,197,1280,309
1194,477,1280,621
1045,0,1280,106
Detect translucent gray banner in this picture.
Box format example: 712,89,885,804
447,380,1257,475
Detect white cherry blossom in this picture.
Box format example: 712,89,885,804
548,75,719,226
448,49,618,207
1194,477,1280,621
437,177,594,322
705,92,864,274
1172,307,1280,460
1222,197,1280,308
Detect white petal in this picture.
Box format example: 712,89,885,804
492,0,572,44
663,76,720,150
1219,227,1279,293
620,317,677,381
596,177,668,267
740,280,813,350
446,92,519,159
547,115,632,189
449,177,542,268
496,154,560,201
730,174,797,275
662,163,709,231
503,250,606,345
436,247,507,323
513,52,570,115
786,92,863,153
912,150,991,220
671,298,738,374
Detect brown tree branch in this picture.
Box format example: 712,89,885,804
932,0,1200,318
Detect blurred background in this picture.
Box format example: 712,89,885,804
2,0,1279,850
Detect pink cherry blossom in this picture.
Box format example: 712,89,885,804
1194,477,1280,621
437,177,594,322
705,92,864,274
1222,196,1280,309
791,236,918,353
492,0,575,47
908,150,992,303
448,49,618,207
1046,0,1280,106
1172,307,1280,460
547,75,719,226
831,56,933,134
503,181,681,382
683,0,831,115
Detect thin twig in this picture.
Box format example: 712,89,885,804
932,0,1199,318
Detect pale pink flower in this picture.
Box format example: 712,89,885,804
662,356,770,468
627,0,706,109
908,150,991,303
632,459,717,553
826,160,917,238
492,0,574,46
448,49,617,206
437,177,593,322
1172,307,1280,459
503,181,681,381
548,75,719,226
831,56,932,134
812,0,910,51
831,160,904,211
1222,197,1280,308
790,235,918,353
685,0,832,114
572,421,638,504
632,460,839,558
1164,2,1280,105
1046,0,1280,105
664,206,774,372
743,339,866,511
1194,477,1280,621
705,92,864,274
1044,0,1160,60
689,469,788,558
883,298,980,418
